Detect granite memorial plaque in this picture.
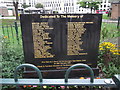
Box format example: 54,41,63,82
20,14,102,78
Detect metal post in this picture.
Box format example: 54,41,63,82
2,26,5,35
14,64,43,82
112,75,120,90
14,21,19,44
6,25,10,42
117,17,120,29
64,63,94,83
10,25,14,43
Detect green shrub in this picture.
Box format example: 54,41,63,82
98,42,120,78
102,14,110,20
2,41,24,78
101,23,119,41
1,38,24,89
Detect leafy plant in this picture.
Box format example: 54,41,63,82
22,3,30,9
100,22,119,41
2,40,24,78
35,3,43,8
98,42,120,78
1,38,24,89
77,1,100,13
102,14,110,20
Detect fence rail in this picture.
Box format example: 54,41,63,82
1,22,22,45
0,64,119,90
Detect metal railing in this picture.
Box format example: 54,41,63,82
1,21,22,45
0,63,119,90
117,17,120,29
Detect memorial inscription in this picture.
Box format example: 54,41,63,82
20,14,102,78
32,22,54,58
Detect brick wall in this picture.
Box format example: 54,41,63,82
0,7,8,16
111,3,120,19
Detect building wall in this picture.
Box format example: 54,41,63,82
0,0,38,9
0,0,112,14
25,0,36,7
1,0,14,9
111,3,120,19
39,0,111,14
0,7,8,16
40,0,91,13
99,0,111,11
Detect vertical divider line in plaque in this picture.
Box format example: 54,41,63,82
61,14,68,58
53,16,61,59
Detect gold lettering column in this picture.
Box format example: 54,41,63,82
67,22,86,55
32,22,54,58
